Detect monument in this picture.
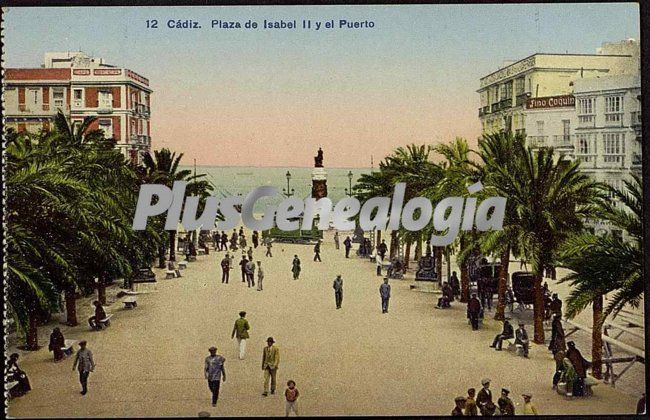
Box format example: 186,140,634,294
311,147,328,199
415,240,436,282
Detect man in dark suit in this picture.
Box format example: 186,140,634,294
490,319,514,351
515,321,530,358
467,293,482,330
476,378,495,416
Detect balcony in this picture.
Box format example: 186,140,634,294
575,154,597,169
552,135,574,149
527,135,548,148
499,98,512,110
604,113,623,127
577,114,595,128
601,154,625,168
515,92,530,107
631,152,642,168
630,111,642,127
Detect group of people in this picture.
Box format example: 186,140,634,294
207,311,298,414
219,246,265,290
451,378,538,416
489,319,530,357
211,227,266,253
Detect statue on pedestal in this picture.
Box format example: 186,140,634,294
415,239,436,281
314,147,324,168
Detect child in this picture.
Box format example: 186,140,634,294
285,380,300,416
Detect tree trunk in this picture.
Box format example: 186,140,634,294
65,286,78,326
414,239,422,262
494,246,510,321
157,244,166,268
460,237,470,302
389,231,398,259
376,230,381,247
533,271,545,344
445,248,451,281
26,312,39,350
404,240,411,269
169,231,177,261
97,282,106,306
592,295,604,379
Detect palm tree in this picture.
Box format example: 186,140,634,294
475,131,527,320
141,149,211,261
430,138,477,302
492,144,602,343
558,175,643,378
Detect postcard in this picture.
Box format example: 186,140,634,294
2,2,645,417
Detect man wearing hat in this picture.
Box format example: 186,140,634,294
515,321,530,358
497,388,515,415
477,378,496,416
72,340,95,395
262,337,280,396
490,319,514,351
204,346,226,407
451,396,466,416
522,392,538,414
333,275,343,309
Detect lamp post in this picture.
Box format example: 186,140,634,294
344,170,354,197
283,171,295,197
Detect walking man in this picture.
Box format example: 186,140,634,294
343,236,352,258
262,337,280,396
252,230,259,248
291,255,301,280
333,274,343,309
265,238,273,257
313,240,322,262
467,293,482,330
204,346,226,407
72,340,95,395
221,231,228,251
257,261,264,291
231,311,250,359
221,253,231,284
379,278,391,313
246,258,256,288
334,231,340,250
239,256,248,283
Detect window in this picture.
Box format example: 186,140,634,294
562,120,570,141
536,121,544,135
29,89,39,104
515,77,525,95
578,98,594,115
98,119,112,138
577,134,592,154
53,88,64,107
605,96,623,123
98,91,112,109
74,89,82,100
603,133,624,163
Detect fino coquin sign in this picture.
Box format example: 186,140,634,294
526,94,575,109
132,181,507,247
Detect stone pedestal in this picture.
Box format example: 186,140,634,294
311,167,328,199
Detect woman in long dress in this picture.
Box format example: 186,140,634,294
48,327,65,362
6,353,32,398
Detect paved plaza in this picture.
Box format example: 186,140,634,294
7,230,641,417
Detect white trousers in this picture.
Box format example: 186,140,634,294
237,338,247,359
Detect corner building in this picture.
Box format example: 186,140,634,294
4,52,152,164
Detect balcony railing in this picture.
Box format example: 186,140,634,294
630,111,642,127
527,135,548,148
604,113,623,127
577,114,595,128
515,92,530,107
499,98,512,110
631,153,642,167
552,135,574,148
601,154,625,167
575,154,597,168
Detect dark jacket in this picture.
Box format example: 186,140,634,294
497,396,515,415
468,297,481,314
476,388,495,415
567,347,590,378
501,321,514,339
515,327,529,345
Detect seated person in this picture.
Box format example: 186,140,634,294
437,282,454,308
515,322,530,358
167,261,182,277
6,353,31,398
88,300,107,330
489,319,514,350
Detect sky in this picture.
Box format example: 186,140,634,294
3,4,640,167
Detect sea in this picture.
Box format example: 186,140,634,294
182,166,371,213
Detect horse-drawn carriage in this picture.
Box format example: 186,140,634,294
511,271,535,311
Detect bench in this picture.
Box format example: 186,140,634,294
123,296,138,309
178,261,188,270
61,339,77,356
165,270,176,279
197,248,206,255
92,314,114,330
556,375,600,397
505,338,524,356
